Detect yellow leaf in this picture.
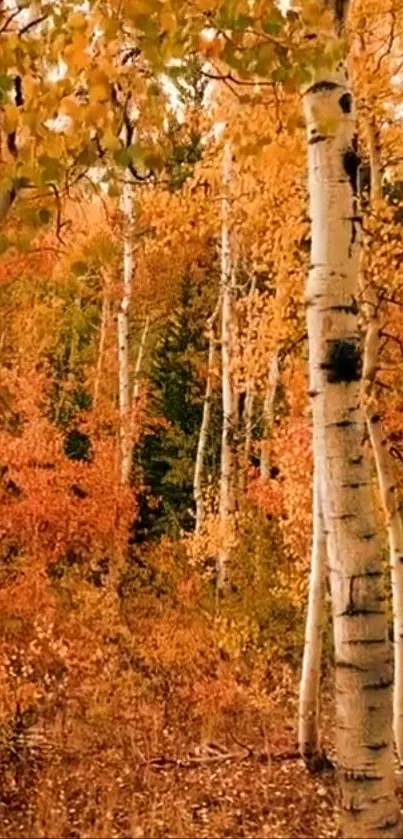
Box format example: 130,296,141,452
68,12,87,29
87,102,107,126
103,128,120,151
160,10,176,31
4,103,19,131
23,75,37,101
90,83,109,103
60,97,81,121
64,33,90,70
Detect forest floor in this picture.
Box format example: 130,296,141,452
3,672,403,838
118,738,337,839
0,692,339,839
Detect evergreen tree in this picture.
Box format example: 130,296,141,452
137,278,220,538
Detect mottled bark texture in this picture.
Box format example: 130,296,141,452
194,307,218,533
218,142,236,594
118,182,134,484
303,12,401,835
362,118,403,764
298,463,327,767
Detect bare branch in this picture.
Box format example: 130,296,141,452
18,13,48,36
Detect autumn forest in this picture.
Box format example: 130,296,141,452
3,0,403,837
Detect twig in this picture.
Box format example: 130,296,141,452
143,747,301,771
18,14,48,36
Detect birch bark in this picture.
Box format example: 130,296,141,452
368,410,403,768
304,4,401,832
242,275,257,486
118,181,134,484
94,288,109,409
298,462,327,767
362,117,403,764
218,142,236,593
132,315,150,406
194,305,218,534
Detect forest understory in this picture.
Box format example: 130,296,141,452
0,716,338,839
0,670,338,839
2,0,403,837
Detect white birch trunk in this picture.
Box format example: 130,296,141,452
362,120,403,764
194,302,220,533
118,181,134,485
369,413,403,768
304,15,401,834
94,290,109,409
260,352,279,481
243,275,257,485
298,461,327,765
243,385,255,481
132,315,150,405
194,316,216,534
231,262,240,437
218,142,236,593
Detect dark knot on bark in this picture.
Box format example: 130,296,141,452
320,339,362,384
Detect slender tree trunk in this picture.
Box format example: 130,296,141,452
94,289,109,409
243,385,255,481
243,275,257,486
118,181,134,484
128,313,150,457
132,315,150,405
194,316,216,534
368,412,403,768
194,337,215,534
260,352,279,480
218,142,236,593
231,262,240,437
298,461,327,767
304,5,401,833
362,118,403,764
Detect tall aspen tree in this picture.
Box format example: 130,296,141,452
362,118,403,763
217,142,236,593
117,181,134,484
303,1,401,834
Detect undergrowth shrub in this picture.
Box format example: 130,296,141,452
0,376,323,837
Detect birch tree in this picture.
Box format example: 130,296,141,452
242,274,257,485
94,279,110,410
361,117,403,764
303,0,401,833
117,181,134,484
194,305,218,533
298,464,327,768
132,315,150,406
217,141,236,593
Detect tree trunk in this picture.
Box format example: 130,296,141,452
362,117,403,764
194,305,218,534
368,412,403,768
132,315,150,405
118,181,134,484
298,461,327,767
242,275,257,487
243,385,255,482
94,288,109,409
304,8,401,834
260,352,279,481
218,142,236,594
